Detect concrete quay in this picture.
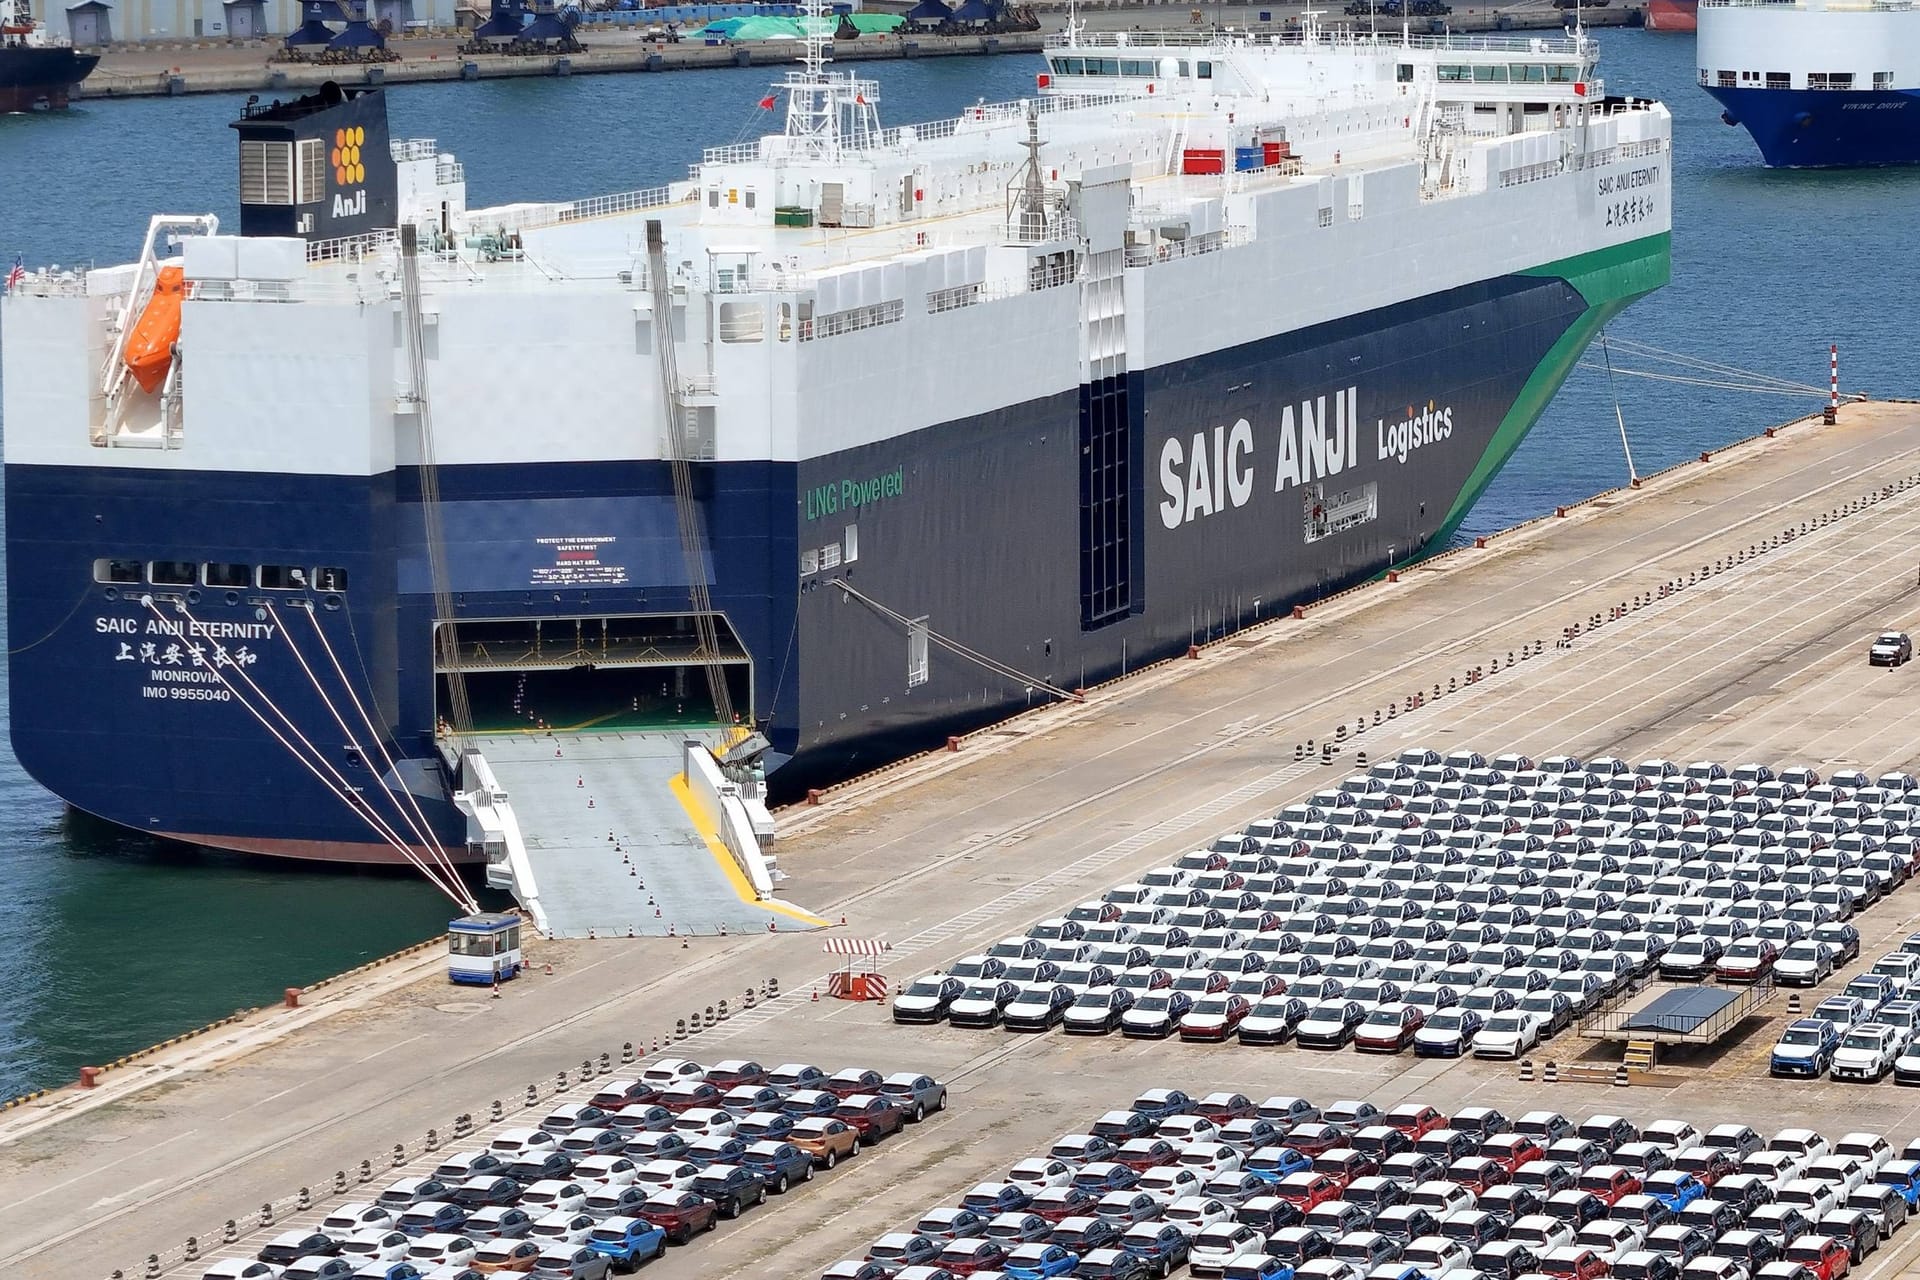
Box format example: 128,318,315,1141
10,399,1920,1278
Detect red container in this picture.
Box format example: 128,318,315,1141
1182,149,1225,175
1263,141,1283,166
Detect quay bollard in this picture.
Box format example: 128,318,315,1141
298,1186,311,1210
225,1220,240,1244
525,1084,538,1106
146,1256,162,1280
491,1099,504,1122
185,1236,200,1263
1336,724,1348,741
1542,1061,1559,1083
622,1041,636,1065
599,1051,612,1073
719,1000,730,1021
769,977,780,998
555,1069,568,1091
1357,752,1368,769
261,1201,275,1226
360,1159,373,1183
1788,993,1802,1016
1518,1059,1535,1082
581,1059,594,1083
745,988,757,1009
335,1170,349,1194
392,1143,406,1168
426,1128,439,1151
675,1018,687,1039
1295,743,1304,761
1613,1065,1631,1087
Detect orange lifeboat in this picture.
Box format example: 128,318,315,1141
124,264,185,395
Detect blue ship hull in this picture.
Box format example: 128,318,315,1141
1705,85,1920,167
4,236,1668,863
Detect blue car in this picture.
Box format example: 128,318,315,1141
1876,1159,1920,1209
1129,1089,1195,1125
1246,1146,1315,1185
1002,1241,1080,1279
584,1216,667,1269
1645,1170,1706,1213
1121,1221,1193,1271
739,1140,814,1193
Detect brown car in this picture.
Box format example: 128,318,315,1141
636,1189,717,1243
471,1239,544,1273
790,1117,862,1168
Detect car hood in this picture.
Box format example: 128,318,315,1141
1773,1045,1823,1059
894,995,940,1007
1415,1027,1464,1041
1833,1048,1886,1063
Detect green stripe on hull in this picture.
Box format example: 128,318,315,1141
1429,232,1673,549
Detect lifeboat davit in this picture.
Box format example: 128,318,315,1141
124,264,185,395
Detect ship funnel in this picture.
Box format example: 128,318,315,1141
229,80,397,243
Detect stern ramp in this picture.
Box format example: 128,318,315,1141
456,731,820,939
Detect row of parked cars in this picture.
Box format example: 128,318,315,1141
895,751,1911,1060
820,1091,1920,1280
196,1057,948,1280
1769,929,1920,1081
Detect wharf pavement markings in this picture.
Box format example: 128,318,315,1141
15,403,1920,1275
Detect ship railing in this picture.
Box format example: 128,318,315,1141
307,229,398,264
1051,27,1585,55
1498,157,1565,188
700,140,766,165
389,138,441,163
6,266,90,298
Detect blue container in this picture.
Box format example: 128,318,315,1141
1234,146,1263,171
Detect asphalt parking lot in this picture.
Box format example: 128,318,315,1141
15,403,1920,1280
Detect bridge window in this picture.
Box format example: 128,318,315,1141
1055,56,1084,74
94,558,142,584
149,560,197,586
1197,61,1213,79
1122,59,1155,76
1437,64,1471,81
203,563,251,588
1473,65,1509,83
1547,64,1578,82
1397,63,1414,82
1510,64,1546,83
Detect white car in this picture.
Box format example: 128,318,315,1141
319,1204,394,1237
1774,942,1836,986
1642,1121,1704,1152
670,1107,737,1139
198,1265,280,1280
518,1180,590,1215
1805,1155,1871,1194
1160,1115,1224,1145
1471,1011,1542,1059
1831,1026,1903,1082
1179,1143,1246,1178
487,1128,557,1158
1774,1179,1839,1221
1400,1235,1474,1277
1741,1150,1806,1186
1835,1133,1895,1174
405,1236,478,1268
527,1211,597,1246
632,1160,701,1195
1772,1129,1833,1163
1191,1222,1269,1275
1507,1215,1576,1254
638,1057,705,1088
1578,1219,1649,1263
1007,1157,1075,1190
335,1231,410,1264
1137,1166,1205,1205
1164,1195,1236,1234
573,1155,638,1187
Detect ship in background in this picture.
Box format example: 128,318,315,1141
0,0,98,110
1644,0,1696,32
1700,0,1920,166
1,19,1671,866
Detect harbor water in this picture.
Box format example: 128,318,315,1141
2,30,1917,1097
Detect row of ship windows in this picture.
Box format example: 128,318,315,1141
1705,69,1892,90
1436,63,1582,84
1049,57,1215,79
93,559,349,592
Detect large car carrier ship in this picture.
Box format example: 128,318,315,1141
1,18,1671,867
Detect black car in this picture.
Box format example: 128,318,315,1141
1658,938,1726,982
690,1165,768,1218
258,1232,340,1266
507,1152,577,1185
450,1176,524,1210
1474,1241,1541,1280
1295,1000,1368,1049
891,975,966,1024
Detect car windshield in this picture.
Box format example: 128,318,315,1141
904,981,945,998
1427,1012,1466,1030
1780,1029,1825,1046
1486,1015,1527,1032
1843,1031,1885,1049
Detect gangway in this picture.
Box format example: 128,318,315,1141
454,731,821,939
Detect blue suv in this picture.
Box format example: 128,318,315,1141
1770,1018,1841,1078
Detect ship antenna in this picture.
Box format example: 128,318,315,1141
1066,0,1080,47
782,0,836,157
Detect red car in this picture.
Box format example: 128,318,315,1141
1114,1139,1180,1172
1675,1149,1737,1186
658,1081,724,1113
1576,1165,1642,1207
1029,1186,1098,1223
1785,1236,1852,1280
826,1068,885,1099
832,1095,905,1140
702,1060,768,1090
1194,1092,1259,1121
1385,1105,1449,1139
1274,1171,1343,1211
1312,1149,1379,1189
636,1190,718,1243
1354,1005,1427,1053
1285,1124,1347,1156
1539,1246,1610,1280
1179,1000,1255,1043
936,1237,1010,1275
1715,940,1780,985
588,1080,662,1111
1447,1156,1512,1195
1482,1134,1547,1175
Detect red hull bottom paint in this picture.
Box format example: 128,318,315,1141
152,829,483,866
1645,0,1697,31
0,82,71,110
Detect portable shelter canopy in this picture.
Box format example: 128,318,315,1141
822,936,891,1001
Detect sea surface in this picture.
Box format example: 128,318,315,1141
1,30,1917,1096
